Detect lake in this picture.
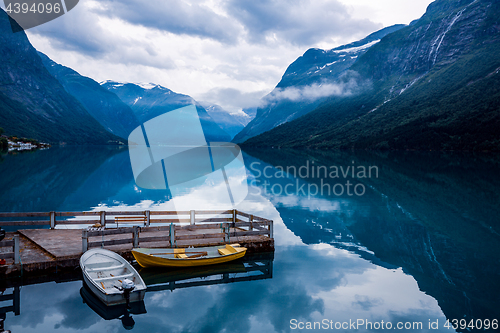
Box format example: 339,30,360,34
0,146,499,332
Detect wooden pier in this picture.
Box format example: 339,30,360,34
0,252,273,330
0,210,274,278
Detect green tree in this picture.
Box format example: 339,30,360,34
0,138,7,151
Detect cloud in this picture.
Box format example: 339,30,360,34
224,0,380,46
28,1,176,69
198,87,268,112
55,0,380,47
96,0,241,43
24,0,385,112
352,294,384,311
267,73,370,102
197,72,371,118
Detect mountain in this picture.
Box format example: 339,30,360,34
233,25,406,143
101,81,231,142
242,0,500,151
38,52,139,140
0,9,123,145
200,103,253,139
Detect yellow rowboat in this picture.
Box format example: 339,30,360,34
131,244,247,268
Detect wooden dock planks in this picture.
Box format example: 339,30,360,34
1,227,274,278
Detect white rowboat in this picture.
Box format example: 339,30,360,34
80,248,146,306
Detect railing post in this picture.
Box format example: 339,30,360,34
145,210,150,227
50,211,56,229
269,220,274,238
133,226,139,248
232,209,236,226
224,223,229,243
250,214,254,231
13,234,19,264
82,230,88,252
190,210,195,225
100,211,106,228
169,223,175,248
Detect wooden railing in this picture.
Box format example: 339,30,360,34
79,210,272,251
0,210,273,233
0,235,20,264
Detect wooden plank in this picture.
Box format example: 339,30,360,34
175,224,226,231
0,221,50,226
0,210,261,218
87,228,135,237
254,225,267,231
175,233,225,241
149,211,190,215
139,235,170,243
88,238,132,248
0,293,14,302
115,216,146,224
244,264,271,273
236,211,252,218
0,212,49,217
234,221,267,228
62,211,145,217
0,305,14,313
0,252,14,259
140,226,171,233
230,230,269,237
105,211,147,216
194,210,233,215
56,211,100,217
146,273,269,292
55,220,97,225
0,240,15,247
249,219,269,225
149,218,191,223
195,218,233,223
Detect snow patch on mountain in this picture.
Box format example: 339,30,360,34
333,40,380,54
136,82,158,90
100,80,126,88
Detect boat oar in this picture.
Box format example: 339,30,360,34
185,252,208,258
151,251,209,258
149,251,208,256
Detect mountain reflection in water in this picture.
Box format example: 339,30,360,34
0,146,498,332
244,148,500,327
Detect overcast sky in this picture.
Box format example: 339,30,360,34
21,0,434,113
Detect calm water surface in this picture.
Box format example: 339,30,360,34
0,147,499,333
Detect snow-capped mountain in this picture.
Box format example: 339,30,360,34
243,0,500,151
0,9,123,144
101,81,231,142
201,103,255,139
39,53,139,140
233,25,405,143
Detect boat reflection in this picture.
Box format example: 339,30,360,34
141,253,274,292
79,253,273,330
80,284,147,330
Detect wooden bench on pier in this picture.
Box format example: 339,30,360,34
114,215,147,228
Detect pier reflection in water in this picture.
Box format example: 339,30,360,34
0,253,273,332
0,286,19,333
